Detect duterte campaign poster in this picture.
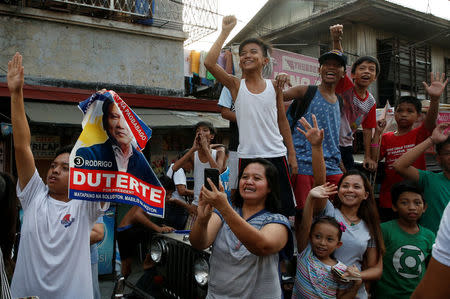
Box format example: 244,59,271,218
69,90,166,217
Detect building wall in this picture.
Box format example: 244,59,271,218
0,5,186,95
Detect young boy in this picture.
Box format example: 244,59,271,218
375,180,435,299
172,121,225,227
372,73,447,220
279,50,346,212
204,15,297,217
166,150,195,230
393,122,450,234
8,52,109,299
330,24,378,172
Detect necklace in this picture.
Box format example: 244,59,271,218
342,213,359,226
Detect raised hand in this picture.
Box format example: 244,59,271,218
423,72,448,100
375,118,387,133
222,15,237,34
197,193,213,220
200,179,228,211
7,52,24,94
192,133,200,151
308,182,337,200
431,122,450,144
297,114,324,147
198,134,210,151
275,72,292,90
330,24,343,41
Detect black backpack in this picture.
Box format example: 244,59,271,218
286,85,343,132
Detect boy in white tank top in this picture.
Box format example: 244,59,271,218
204,15,297,217
172,121,226,228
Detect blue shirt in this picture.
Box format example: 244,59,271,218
293,89,341,175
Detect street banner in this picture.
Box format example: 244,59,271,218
69,90,166,217
271,48,320,85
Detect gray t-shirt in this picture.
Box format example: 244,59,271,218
322,200,375,299
207,208,290,299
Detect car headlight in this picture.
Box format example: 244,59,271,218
193,258,209,286
150,239,167,263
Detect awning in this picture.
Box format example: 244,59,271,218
24,102,229,129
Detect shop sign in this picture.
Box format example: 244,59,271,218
31,136,60,159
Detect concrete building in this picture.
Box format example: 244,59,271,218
229,0,450,105
0,0,225,176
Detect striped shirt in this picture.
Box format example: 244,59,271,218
293,244,345,299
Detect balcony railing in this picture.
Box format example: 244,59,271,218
10,0,218,44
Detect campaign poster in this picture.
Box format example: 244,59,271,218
69,90,166,218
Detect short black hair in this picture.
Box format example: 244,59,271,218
391,180,425,206
351,56,380,77
231,158,281,213
311,216,343,240
55,144,74,157
239,38,272,58
158,175,175,192
194,121,217,136
436,136,450,155
395,96,422,114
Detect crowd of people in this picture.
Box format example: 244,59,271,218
1,14,450,299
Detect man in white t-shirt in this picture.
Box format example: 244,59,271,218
8,52,109,299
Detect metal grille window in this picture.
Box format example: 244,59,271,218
377,37,431,107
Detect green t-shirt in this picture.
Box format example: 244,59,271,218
375,220,435,299
418,170,450,234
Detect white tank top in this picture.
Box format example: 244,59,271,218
235,79,287,158
193,149,217,205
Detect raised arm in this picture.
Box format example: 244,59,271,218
423,72,448,132
200,181,288,256
330,24,344,52
189,191,222,250
204,16,240,97
172,140,197,172
282,84,308,101
8,53,36,190
393,123,450,182
371,118,386,163
274,82,297,175
297,115,329,214
297,184,338,253
220,107,236,122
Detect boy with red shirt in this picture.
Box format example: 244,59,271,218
372,73,447,221
331,24,378,172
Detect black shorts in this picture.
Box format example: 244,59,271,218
239,156,296,217
117,225,152,259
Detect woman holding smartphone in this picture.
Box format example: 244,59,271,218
190,158,290,299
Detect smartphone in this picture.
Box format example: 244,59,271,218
204,168,220,191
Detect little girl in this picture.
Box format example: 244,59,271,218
293,183,362,299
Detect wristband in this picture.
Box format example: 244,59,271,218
370,143,379,148
429,136,435,144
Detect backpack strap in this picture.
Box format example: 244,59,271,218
287,85,318,132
